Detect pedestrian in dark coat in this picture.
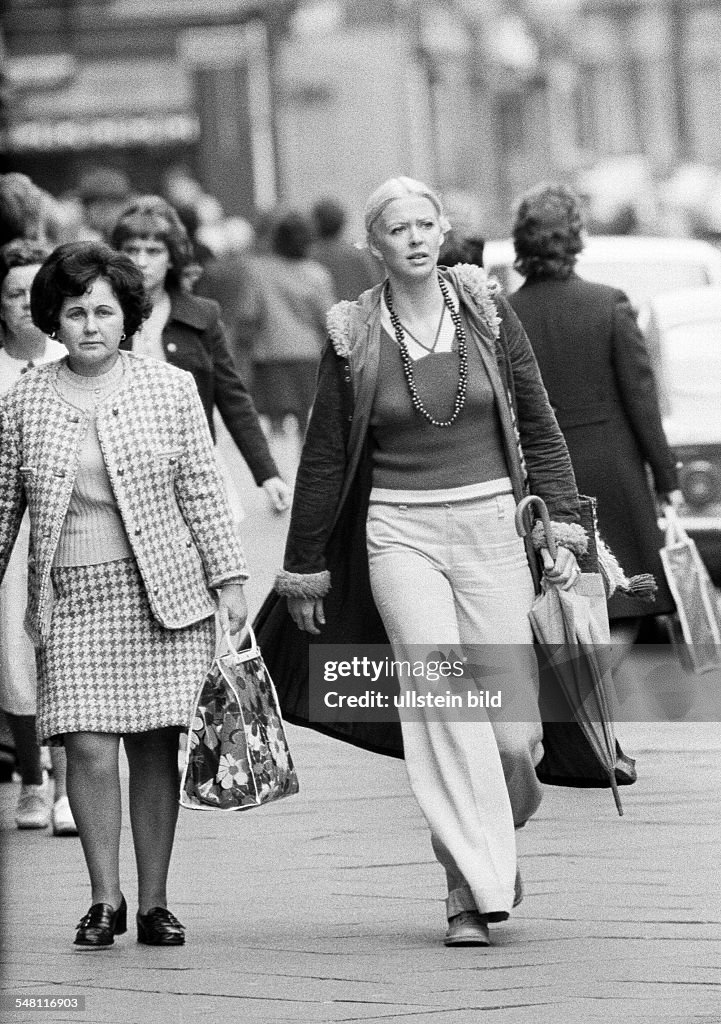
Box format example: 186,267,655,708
111,196,290,514
508,184,681,642
310,198,382,301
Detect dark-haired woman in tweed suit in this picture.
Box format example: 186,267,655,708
0,241,247,949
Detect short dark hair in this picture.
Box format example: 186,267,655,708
30,241,151,337
512,184,584,281
272,211,313,260
439,233,485,269
0,238,52,293
312,199,346,239
110,195,197,291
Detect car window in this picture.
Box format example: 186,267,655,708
661,318,721,442
578,262,711,308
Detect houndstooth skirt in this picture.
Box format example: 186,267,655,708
37,558,215,744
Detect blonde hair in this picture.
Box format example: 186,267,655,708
363,176,451,249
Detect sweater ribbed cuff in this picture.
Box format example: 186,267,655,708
275,569,331,599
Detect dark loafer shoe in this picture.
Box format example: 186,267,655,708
74,896,127,948
137,907,185,946
444,911,491,947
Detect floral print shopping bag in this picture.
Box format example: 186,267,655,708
180,627,299,810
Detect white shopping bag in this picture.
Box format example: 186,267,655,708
660,507,721,673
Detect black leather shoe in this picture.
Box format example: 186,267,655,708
136,907,185,946
74,896,127,948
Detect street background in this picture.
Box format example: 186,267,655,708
6,0,721,244
1,429,720,1024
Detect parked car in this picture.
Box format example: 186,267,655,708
644,286,721,580
483,235,721,316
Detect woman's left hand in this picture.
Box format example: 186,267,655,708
541,547,581,589
262,476,292,513
217,582,248,637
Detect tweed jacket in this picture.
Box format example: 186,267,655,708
275,263,584,598
0,351,248,643
121,289,278,486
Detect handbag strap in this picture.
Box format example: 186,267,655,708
220,623,258,658
663,505,688,547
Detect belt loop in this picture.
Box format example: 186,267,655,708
496,494,506,519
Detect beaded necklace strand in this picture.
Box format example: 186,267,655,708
395,303,446,354
385,273,468,428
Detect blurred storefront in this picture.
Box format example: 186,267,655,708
2,0,297,213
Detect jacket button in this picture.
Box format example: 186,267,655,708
117,467,124,476
167,342,177,353
112,407,119,416
169,458,177,466
134,527,142,536
186,539,193,548
347,414,353,422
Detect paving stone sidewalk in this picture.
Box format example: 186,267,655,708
2,719,720,1024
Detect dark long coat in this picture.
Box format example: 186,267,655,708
509,272,678,618
256,269,583,759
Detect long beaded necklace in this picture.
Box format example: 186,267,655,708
385,273,468,428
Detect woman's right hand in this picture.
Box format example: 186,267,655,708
262,475,292,513
287,596,325,634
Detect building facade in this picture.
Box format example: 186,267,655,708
3,0,721,234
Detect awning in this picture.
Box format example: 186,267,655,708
8,114,200,152
6,57,199,153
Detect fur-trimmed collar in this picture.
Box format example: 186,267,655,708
326,264,501,358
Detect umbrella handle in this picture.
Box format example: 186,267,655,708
514,495,558,560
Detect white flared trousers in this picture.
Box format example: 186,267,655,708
366,492,543,918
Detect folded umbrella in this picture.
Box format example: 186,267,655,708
516,495,632,815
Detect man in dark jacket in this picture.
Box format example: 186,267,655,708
310,198,382,302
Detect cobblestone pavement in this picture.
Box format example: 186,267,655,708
1,429,720,1024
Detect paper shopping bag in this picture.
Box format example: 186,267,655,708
660,507,721,673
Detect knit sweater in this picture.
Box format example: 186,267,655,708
53,359,133,567
369,317,508,495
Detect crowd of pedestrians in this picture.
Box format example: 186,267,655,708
0,165,681,952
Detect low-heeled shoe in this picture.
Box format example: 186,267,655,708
74,896,127,948
444,911,491,947
136,906,185,946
